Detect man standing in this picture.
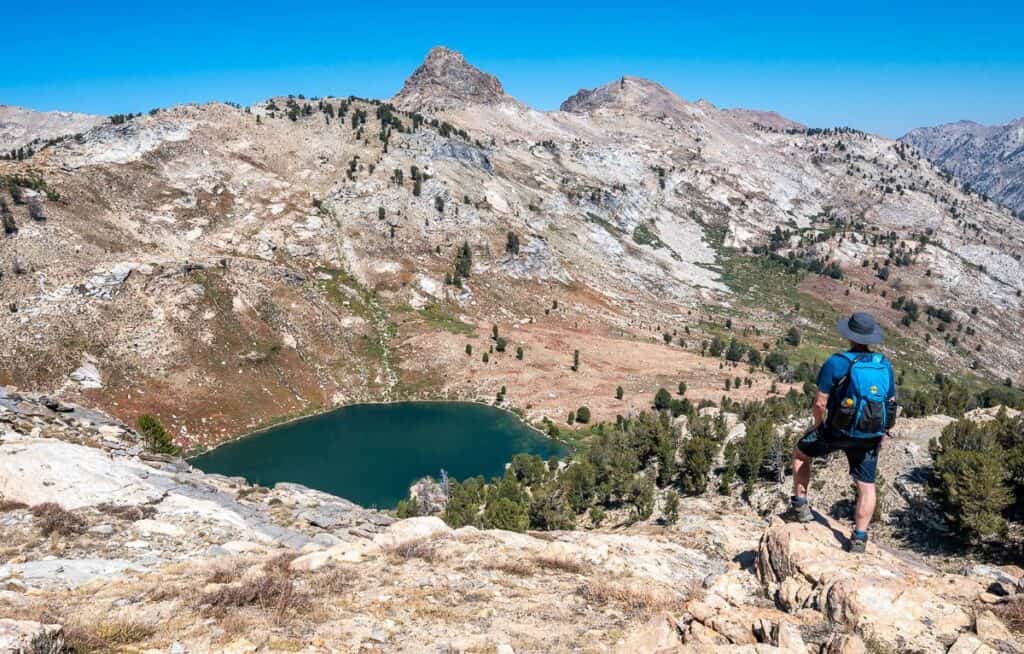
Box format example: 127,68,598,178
790,312,897,553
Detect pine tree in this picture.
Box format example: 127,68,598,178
662,489,679,525
1,199,16,235
505,231,520,255
654,388,672,410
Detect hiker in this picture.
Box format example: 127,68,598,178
789,312,897,553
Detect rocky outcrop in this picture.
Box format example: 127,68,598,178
559,75,692,117
757,516,1022,653
902,116,1024,216
392,46,509,113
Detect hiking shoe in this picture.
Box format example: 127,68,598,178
790,501,813,523
847,537,867,554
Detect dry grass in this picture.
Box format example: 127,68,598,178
578,579,687,617
263,551,300,574
30,502,87,537
95,502,157,522
56,616,156,652
385,536,441,563
532,553,591,575
994,597,1024,635
200,572,308,623
205,560,245,585
484,558,535,577
0,498,29,512
310,566,357,594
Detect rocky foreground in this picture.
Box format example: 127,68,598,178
1,391,1022,653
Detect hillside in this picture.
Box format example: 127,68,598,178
902,117,1024,217
0,47,1022,450
1,388,1022,652
0,105,104,154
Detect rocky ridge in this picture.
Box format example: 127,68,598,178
0,105,105,152
902,117,1024,216
1,393,1023,652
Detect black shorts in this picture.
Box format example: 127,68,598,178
796,426,882,484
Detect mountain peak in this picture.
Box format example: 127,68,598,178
559,76,690,115
392,46,507,113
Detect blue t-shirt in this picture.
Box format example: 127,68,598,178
817,351,896,398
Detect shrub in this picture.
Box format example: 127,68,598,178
576,406,591,423
395,497,420,518
662,489,679,525
516,346,524,360
1,198,16,235
725,338,746,362
505,231,520,255
495,336,508,352
137,414,179,455
677,382,687,396
785,327,801,347
654,388,672,411
930,418,1013,542
616,386,624,400
31,502,86,536
708,336,726,357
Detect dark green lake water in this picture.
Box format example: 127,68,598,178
191,402,567,509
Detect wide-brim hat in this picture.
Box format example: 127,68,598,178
836,312,883,345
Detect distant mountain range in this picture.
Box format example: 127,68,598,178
902,117,1024,217
0,104,104,153
1,46,1022,446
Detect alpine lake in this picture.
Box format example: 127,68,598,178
190,401,568,509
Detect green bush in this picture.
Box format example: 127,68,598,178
654,388,672,410
576,406,591,423
930,418,1013,542
137,414,179,455
662,489,679,525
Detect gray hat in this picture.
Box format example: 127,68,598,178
837,312,883,345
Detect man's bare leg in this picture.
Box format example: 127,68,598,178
791,447,811,498
789,447,813,522
854,480,876,533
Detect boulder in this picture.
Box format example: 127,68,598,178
974,610,1018,649
946,632,997,654
822,633,866,654
372,517,452,549
757,516,982,653
614,612,685,653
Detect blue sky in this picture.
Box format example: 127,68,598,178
4,1,1022,137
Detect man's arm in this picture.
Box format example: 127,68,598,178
812,391,829,427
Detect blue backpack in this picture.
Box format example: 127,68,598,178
827,352,896,439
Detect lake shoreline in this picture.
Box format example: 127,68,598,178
187,398,571,461
189,400,569,509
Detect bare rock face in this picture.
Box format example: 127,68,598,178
0,104,104,151
757,516,985,653
392,46,507,113
560,75,690,116
902,117,1024,216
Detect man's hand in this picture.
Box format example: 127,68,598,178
812,391,829,427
